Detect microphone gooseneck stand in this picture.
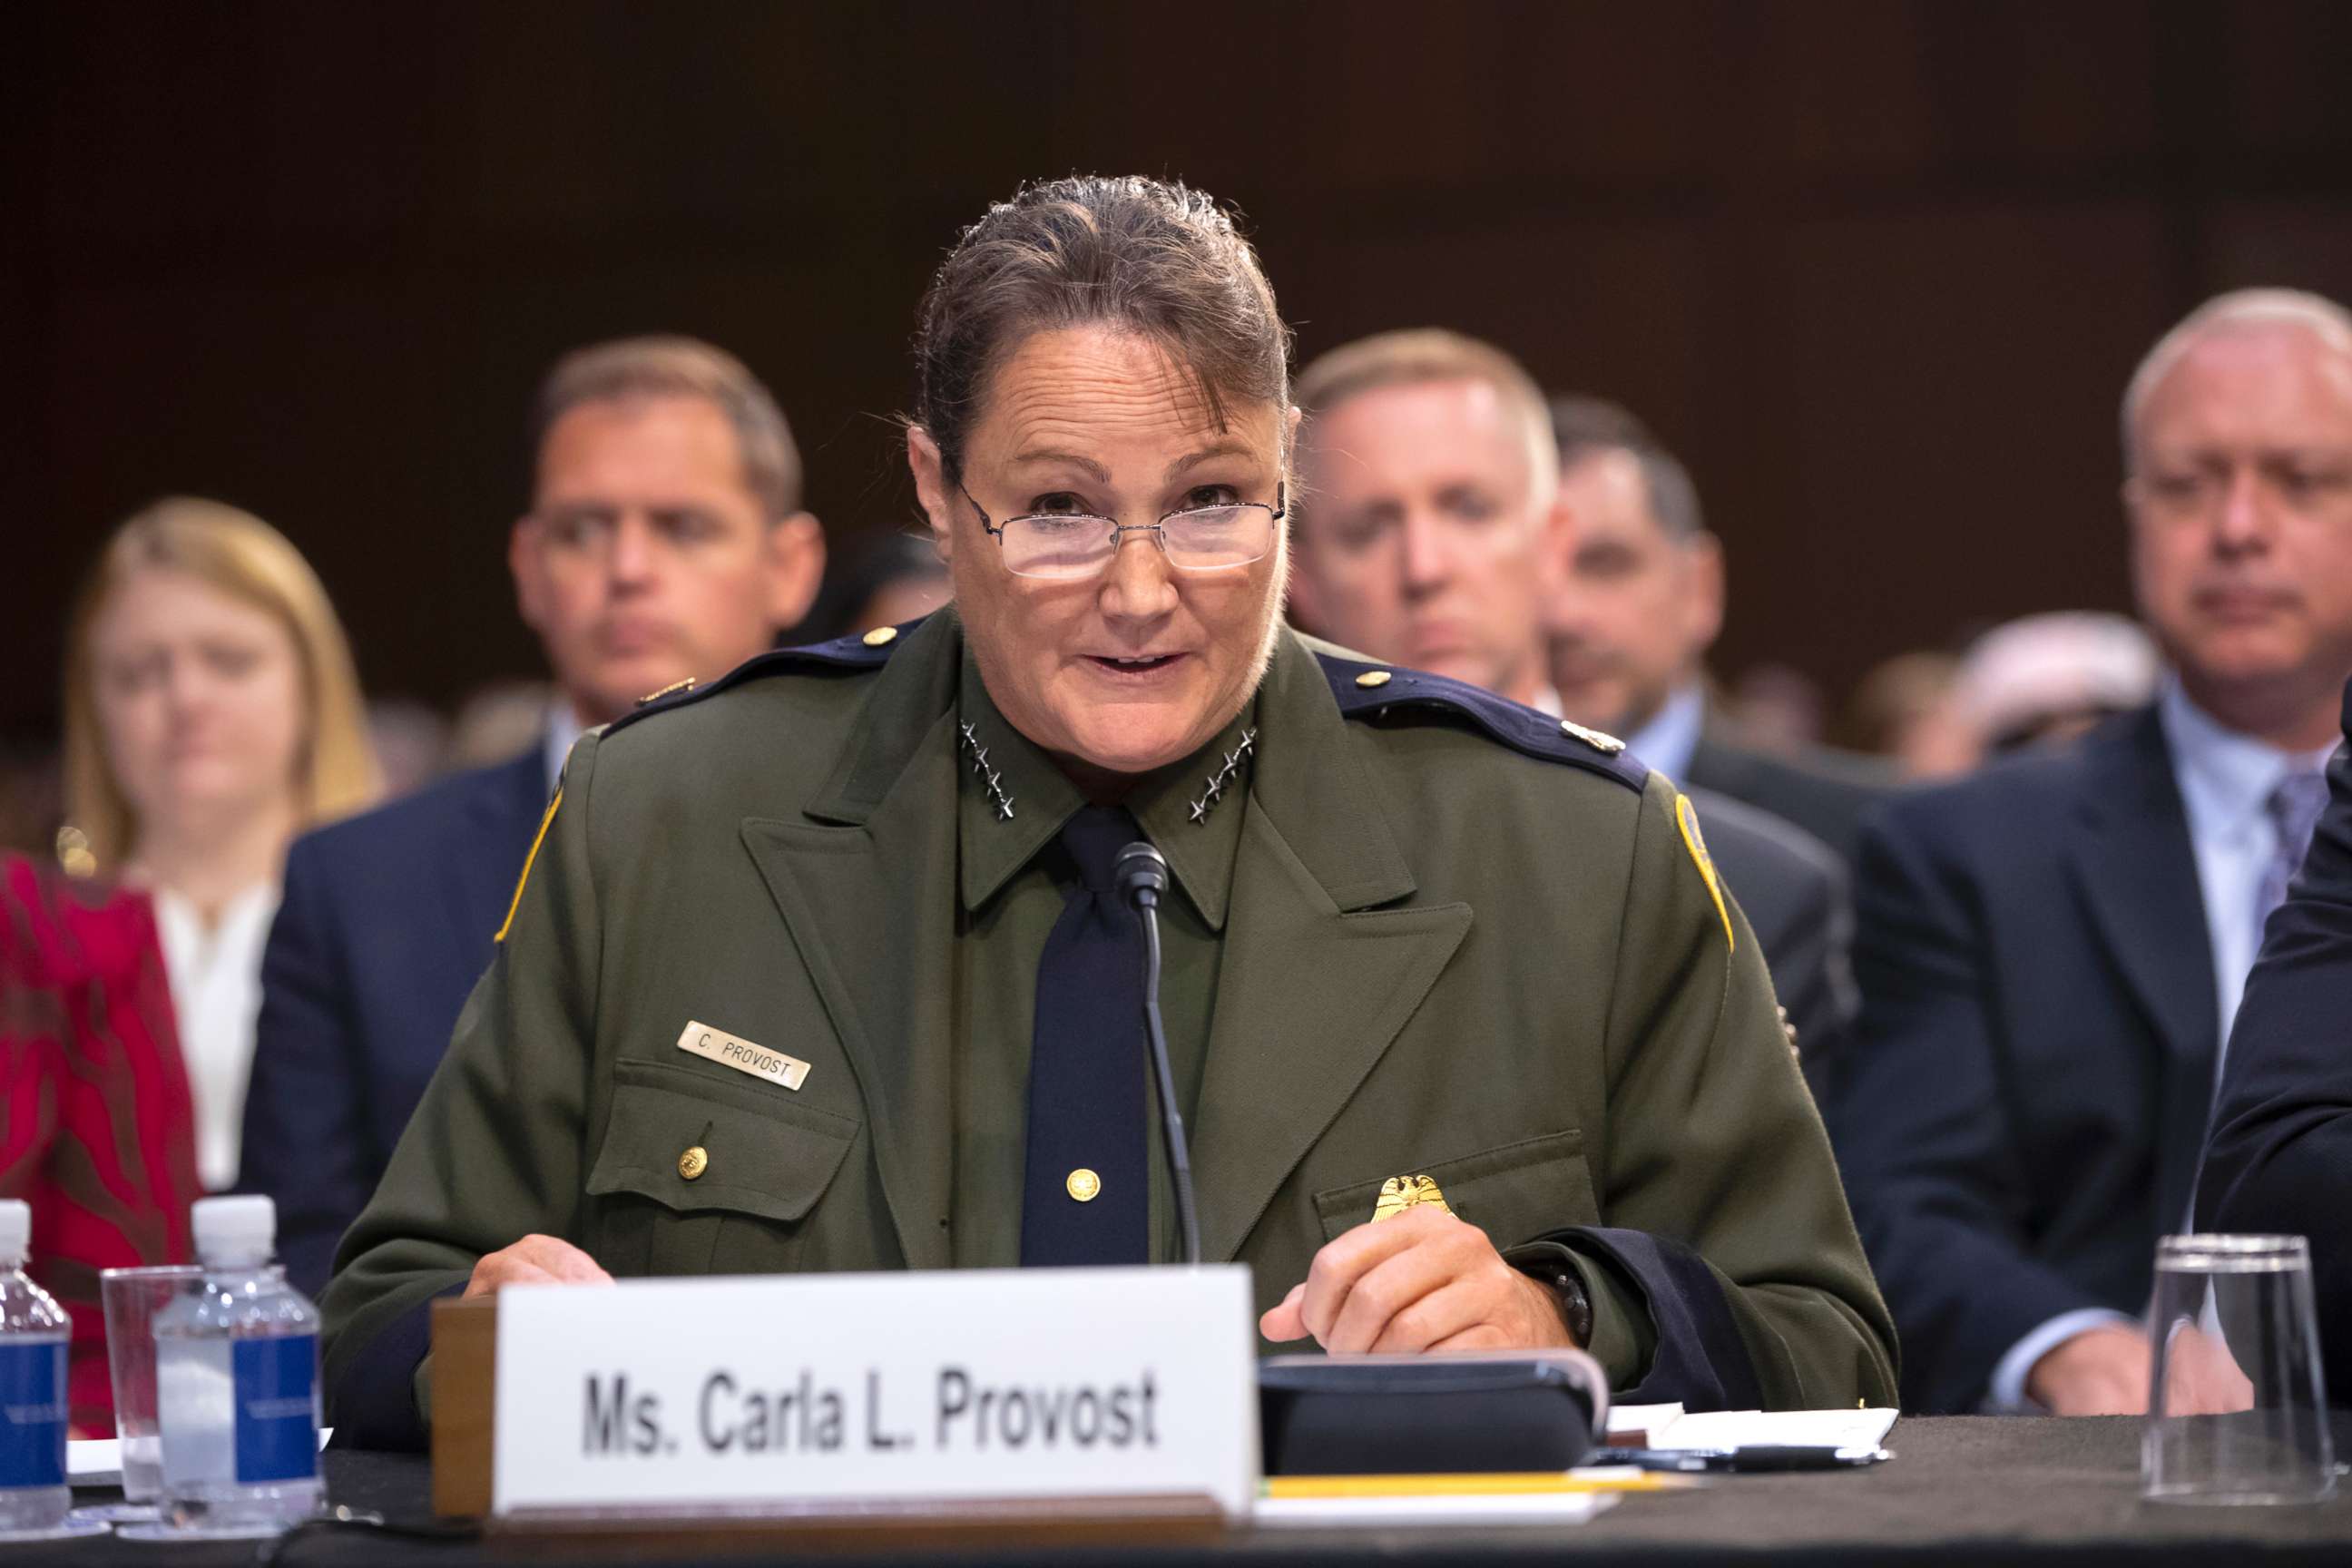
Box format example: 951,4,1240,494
1114,840,1201,1267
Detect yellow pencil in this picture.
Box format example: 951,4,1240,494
1264,1471,1689,1499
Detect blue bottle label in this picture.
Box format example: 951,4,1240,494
231,1336,318,1485
0,1340,67,1489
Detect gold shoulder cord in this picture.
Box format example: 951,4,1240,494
495,789,563,944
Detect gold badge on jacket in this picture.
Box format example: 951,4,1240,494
677,1021,812,1091
1370,1173,1453,1222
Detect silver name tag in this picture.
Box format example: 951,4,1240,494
676,1021,811,1091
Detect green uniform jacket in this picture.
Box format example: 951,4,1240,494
321,612,1896,1448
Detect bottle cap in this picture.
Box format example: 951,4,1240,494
191,1194,277,1265
0,1199,26,1265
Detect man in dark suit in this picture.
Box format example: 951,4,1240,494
1834,289,2352,1415
1285,328,1857,1068
2199,676,2352,1401
1543,397,1893,865
243,336,826,1294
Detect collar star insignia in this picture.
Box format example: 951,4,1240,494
956,720,1017,820
1188,728,1259,825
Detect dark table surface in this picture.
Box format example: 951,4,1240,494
16,1416,2352,1566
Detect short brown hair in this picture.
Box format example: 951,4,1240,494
531,335,803,517
912,176,1291,477
1295,328,1557,497
64,498,380,870
1549,393,1708,542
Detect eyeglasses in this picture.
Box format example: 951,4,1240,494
958,479,1286,580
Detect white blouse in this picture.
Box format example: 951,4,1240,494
152,882,279,1192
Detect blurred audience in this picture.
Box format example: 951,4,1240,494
1544,396,1894,864
366,697,450,800
243,336,826,1295
446,679,554,771
0,853,199,1433
1723,664,1828,755
1948,612,2160,760
1832,288,2352,1416
1289,328,1857,1079
1842,651,1975,779
61,497,378,1193
795,531,952,643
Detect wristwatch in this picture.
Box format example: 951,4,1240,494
1504,1242,1595,1347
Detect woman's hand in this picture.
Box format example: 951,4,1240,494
1259,1208,1576,1352
463,1233,612,1297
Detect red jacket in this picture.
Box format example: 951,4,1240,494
0,854,199,1433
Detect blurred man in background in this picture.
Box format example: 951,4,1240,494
1544,397,1892,863
1835,289,2352,1415
1289,328,1856,1074
242,336,825,1292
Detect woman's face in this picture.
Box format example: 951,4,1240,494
89,567,308,842
913,325,1289,782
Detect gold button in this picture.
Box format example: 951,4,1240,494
1065,1168,1102,1202
1355,670,1392,689
861,625,899,647
679,1145,709,1181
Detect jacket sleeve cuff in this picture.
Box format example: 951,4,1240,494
1504,1239,1653,1388
325,1280,465,1453
1526,1226,1765,1409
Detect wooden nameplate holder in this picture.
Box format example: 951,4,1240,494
428,1294,1228,1550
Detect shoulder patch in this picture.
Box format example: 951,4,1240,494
1314,651,1650,792
1674,792,1735,953
601,621,916,740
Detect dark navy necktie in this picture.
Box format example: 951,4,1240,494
1019,805,1150,1266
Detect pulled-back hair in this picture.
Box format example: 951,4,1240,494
912,176,1291,476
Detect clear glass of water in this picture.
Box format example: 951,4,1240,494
97,1265,202,1516
2142,1234,2336,1504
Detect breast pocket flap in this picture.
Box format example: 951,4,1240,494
1310,1130,1595,1244
585,1059,860,1225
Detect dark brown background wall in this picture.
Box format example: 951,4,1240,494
7,0,2351,738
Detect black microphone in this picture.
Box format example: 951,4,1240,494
1116,840,1201,1267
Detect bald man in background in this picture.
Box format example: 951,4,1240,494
1289,328,1856,1078
1832,289,2352,1416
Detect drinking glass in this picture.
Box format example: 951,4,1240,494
97,1265,203,1516
2142,1235,2335,1504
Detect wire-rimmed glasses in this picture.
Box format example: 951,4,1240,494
959,481,1285,580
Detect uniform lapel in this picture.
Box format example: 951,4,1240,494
739,614,962,1271
2064,706,2219,1228
1188,633,1472,1262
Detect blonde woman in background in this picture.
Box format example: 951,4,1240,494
62,497,377,1191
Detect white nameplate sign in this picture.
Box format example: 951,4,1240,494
492,1268,1259,1518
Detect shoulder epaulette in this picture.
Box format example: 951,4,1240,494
601,622,911,740
1315,650,1649,792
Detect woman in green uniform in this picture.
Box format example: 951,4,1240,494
323,176,1895,1449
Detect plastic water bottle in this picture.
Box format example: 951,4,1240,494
152,1197,321,1532
0,1200,70,1534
